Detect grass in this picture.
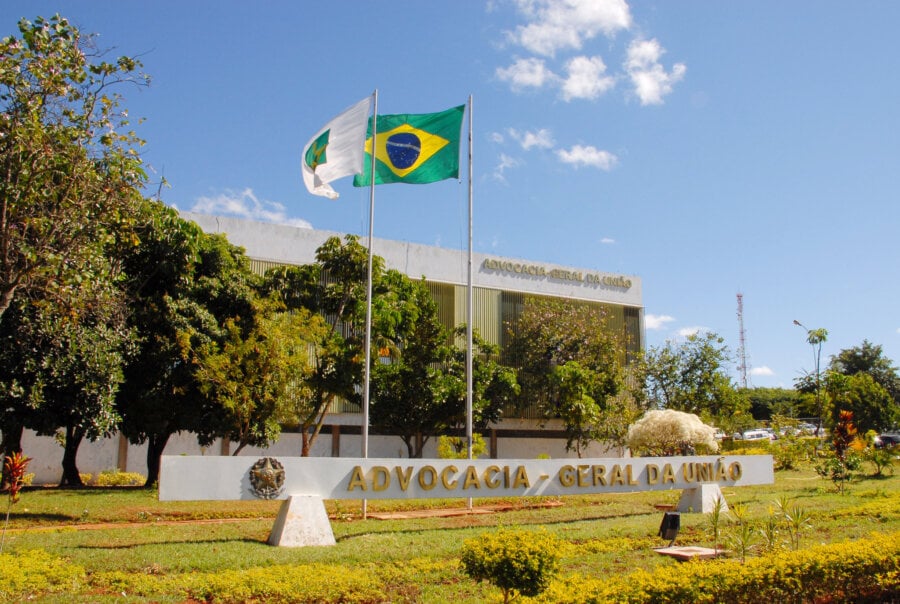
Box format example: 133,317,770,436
1,461,898,602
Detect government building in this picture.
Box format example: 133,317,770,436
23,212,644,483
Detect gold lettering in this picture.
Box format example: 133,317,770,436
715,461,728,482
697,463,712,482
683,463,696,483
559,465,575,487
463,466,481,490
418,466,437,491
504,466,511,488
592,465,607,486
484,465,501,488
347,466,367,492
512,466,530,489
610,465,625,486
372,466,390,492
395,466,413,491
441,465,459,490
729,462,742,481
626,465,639,486
646,464,660,485
662,463,676,484
577,464,590,487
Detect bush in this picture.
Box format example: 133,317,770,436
0,549,86,600
460,528,560,603
94,469,146,487
626,409,718,456
536,531,900,603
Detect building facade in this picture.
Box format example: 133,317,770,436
22,213,644,483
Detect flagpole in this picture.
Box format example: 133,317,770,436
362,89,378,520
465,95,474,510
466,96,474,458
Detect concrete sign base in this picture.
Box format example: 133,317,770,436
267,495,336,547
677,483,728,514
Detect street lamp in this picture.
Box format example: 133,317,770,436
793,320,828,436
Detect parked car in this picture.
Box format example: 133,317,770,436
741,429,775,442
874,433,900,449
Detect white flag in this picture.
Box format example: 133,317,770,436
301,96,372,199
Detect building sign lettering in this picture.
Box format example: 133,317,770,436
481,258,633,289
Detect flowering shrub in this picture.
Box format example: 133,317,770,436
460,528,560,603
536,531,900,603
626,409,718,456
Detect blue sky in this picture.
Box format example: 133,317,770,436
5,1,900,389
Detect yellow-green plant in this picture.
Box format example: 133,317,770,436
95,469,146,487
460,528,560,603
437,433,487,459
706,495,726,552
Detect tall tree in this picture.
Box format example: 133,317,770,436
369,275,452,458
116,203,256,485
505,297,635,454
744,387,804,420
0,15,147,321
825,371,898,435
829,340,900,405
260,235,374,455
193,306,324,456
643,331,751,433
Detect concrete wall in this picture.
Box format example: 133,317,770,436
21,425,624,486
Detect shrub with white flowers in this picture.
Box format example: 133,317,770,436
626,409,719,456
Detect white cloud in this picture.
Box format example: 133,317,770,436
561,55,616,101
508,127,555,150
189,188,312,229
750,366,774,377
508,0,632,57
489,131,505,144
624,38,686,105
556,144,618,170
600,237,615,244
496,57,559,91
645,314,675,330
677,325,708,338
492,153,523,183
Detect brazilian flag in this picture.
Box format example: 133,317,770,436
353,105,465,186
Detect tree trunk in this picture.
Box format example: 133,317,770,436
301,429,311,457
0,422,24,488
144,432,171,487
0,421,24,459
59,425,85,486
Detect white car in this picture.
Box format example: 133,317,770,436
741,429,774,441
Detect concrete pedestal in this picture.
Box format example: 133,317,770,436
268,495,336,547
677,483,728,514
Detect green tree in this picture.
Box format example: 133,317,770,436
506,297,635,454
830,340,900,412
369,276,452,458
0,15,147,321
643,332,750,433
825,371,897,434
793,322,828,435
744,387,804,420
260,235,374,455
192,305,318,456
0,243,133,485
116,203,257,485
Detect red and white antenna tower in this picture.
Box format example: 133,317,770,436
736,292,749,388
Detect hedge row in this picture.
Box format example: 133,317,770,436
537,531,900,604
2,532,898,602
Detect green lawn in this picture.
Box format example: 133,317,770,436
1,462,898,602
